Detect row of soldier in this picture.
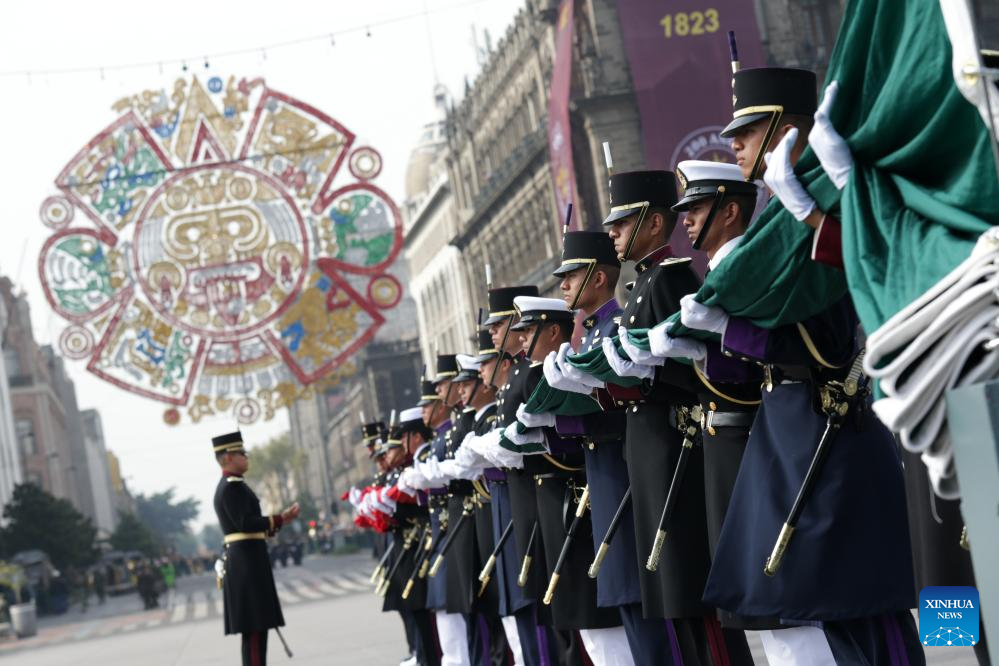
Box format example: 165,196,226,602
344,64,986,666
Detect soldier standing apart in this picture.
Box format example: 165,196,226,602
213,431,299,666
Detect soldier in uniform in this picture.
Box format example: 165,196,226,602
212,431,299,666
550,230,675,664
428,353,470,665
508,295,626,665
386,408,441,666
483,286,560,666
688,66,922,663
548,169,751,661
451,349,507,666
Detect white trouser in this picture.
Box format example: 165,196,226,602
759,627,836,666
435,611,470,666
579,626,635,666
500,615,525,666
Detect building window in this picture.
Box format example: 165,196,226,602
4,348,22,379
15,418,35,456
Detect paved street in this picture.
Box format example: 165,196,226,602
1,552,408,665
0,552,980,665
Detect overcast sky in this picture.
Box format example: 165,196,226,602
0,0,522,528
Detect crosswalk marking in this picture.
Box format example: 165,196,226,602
291,579,323,600
0,562,374,654
325,574,366,591
170,597,188,623
192,592,209,620
277,585,301,604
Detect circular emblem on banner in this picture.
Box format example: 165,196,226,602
669,125,734,170
38,75,406,425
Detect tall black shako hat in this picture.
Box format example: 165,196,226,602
553,231,620,277
483,286,539,326
721,67,817,137
361,420,387,457
473,329,500,364
417,379,439,406
431,354,459,385
721,67,817,181
212,431,245,455
602,171,678,226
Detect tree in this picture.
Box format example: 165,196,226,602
199,523,224,552
0,483,97,570
110,513,158,556
244,433,305,511
134,488,199,539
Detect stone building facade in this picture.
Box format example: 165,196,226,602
0,297,21,519
0,276,115,531
401,0,859,357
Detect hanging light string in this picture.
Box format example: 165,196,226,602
0,0,488,79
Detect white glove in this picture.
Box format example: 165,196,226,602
648,325,708,361
679,294,729,335
556,342,605,388
602,336,654,380
808,81,853,190
544,350,598,395
503,422,545,447
617,326,659,365
450,439,488,479
347,487,363,509
763,127,816,221
396,471,417,496
516,402,556,428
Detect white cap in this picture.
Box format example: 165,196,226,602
675,160,745,187
399,407,424,424
513,296,571,315
456,353,481,372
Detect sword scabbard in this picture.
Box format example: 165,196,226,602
763,522,795,577
542,573,560,606
646,529,667,572
588,542,610,579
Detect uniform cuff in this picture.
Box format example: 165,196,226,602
722,317,769,362
811,214,844,269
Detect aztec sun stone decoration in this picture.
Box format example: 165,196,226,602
38,75,404,425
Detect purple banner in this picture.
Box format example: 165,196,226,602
548,0,581,229
615,1,765,262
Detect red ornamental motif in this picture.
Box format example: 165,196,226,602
38,75,404,425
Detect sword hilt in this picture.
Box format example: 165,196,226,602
646,529,667,572
401,579,414,600
517,555,532,587
418,558,431,579
477,575,491,598
763,522,795,576
588,542,609,579
369,565,384,584
542,573,560,606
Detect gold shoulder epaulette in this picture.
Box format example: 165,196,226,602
660,256,693,267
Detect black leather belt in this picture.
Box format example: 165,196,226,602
702,410,755,428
